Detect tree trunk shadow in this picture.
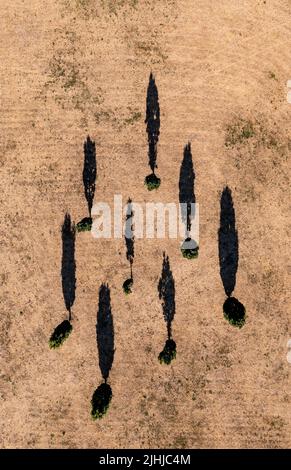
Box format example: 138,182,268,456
179,143,198,258
61,213,76,321
218,186,238,297
77,136,96,232
123,198,134,294
91,283,115,419
145,72,161,189
49,213,75,349
218,187,246,327
158,253,177,364
97,283,115,382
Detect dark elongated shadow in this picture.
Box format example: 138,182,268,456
91,283,114,419
97,283,115,382
158,253,176,339
123,198,135,294
179,143,198,257
158,253,177,365
49,213,75,348
61,213,76,321
77,136,96,232
145,72,161,190
218,187,246,327
83,136,97,217
218,186,238,297
179,142,195,234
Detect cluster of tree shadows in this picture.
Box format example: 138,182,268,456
144,74,244,325
49,135,97,348
48,74,246,419
145,74,199,257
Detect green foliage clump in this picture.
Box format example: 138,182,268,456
123,278,133,295
49,320,72,349
145,173,161,191
91,383,112,420
76,217,92,232
181,238,199,259
181,246,199,259
223,297,246,328
158,339,176,365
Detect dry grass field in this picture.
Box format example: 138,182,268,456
0,0,290,448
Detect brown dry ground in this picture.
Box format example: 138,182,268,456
0,0,290,449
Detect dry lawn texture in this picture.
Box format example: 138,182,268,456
0,0,290,448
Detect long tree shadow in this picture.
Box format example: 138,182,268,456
77,135,97,232
179,142,199,258
158,253,176,365
144,72,161,190
218,187,245,328
123,198,135,294
91,283,114,420
49,213,75,349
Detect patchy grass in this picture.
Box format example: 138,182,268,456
43,29,103,113
48,54,84,93
225,119,255,147
173,435,188,449
135,41,168,62
94,110,112,124
124,111,142,125
101,0,138,15
268,71,278,81
224,116,285,151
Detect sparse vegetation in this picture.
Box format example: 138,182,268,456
101,0,139,16
91,383,112,420
159,339,176,365
225,119,255,147
145,173,161,190
124,111,142,125
48,55,80,91
49,320,73,349
268,71,277,80
223,297,246,328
